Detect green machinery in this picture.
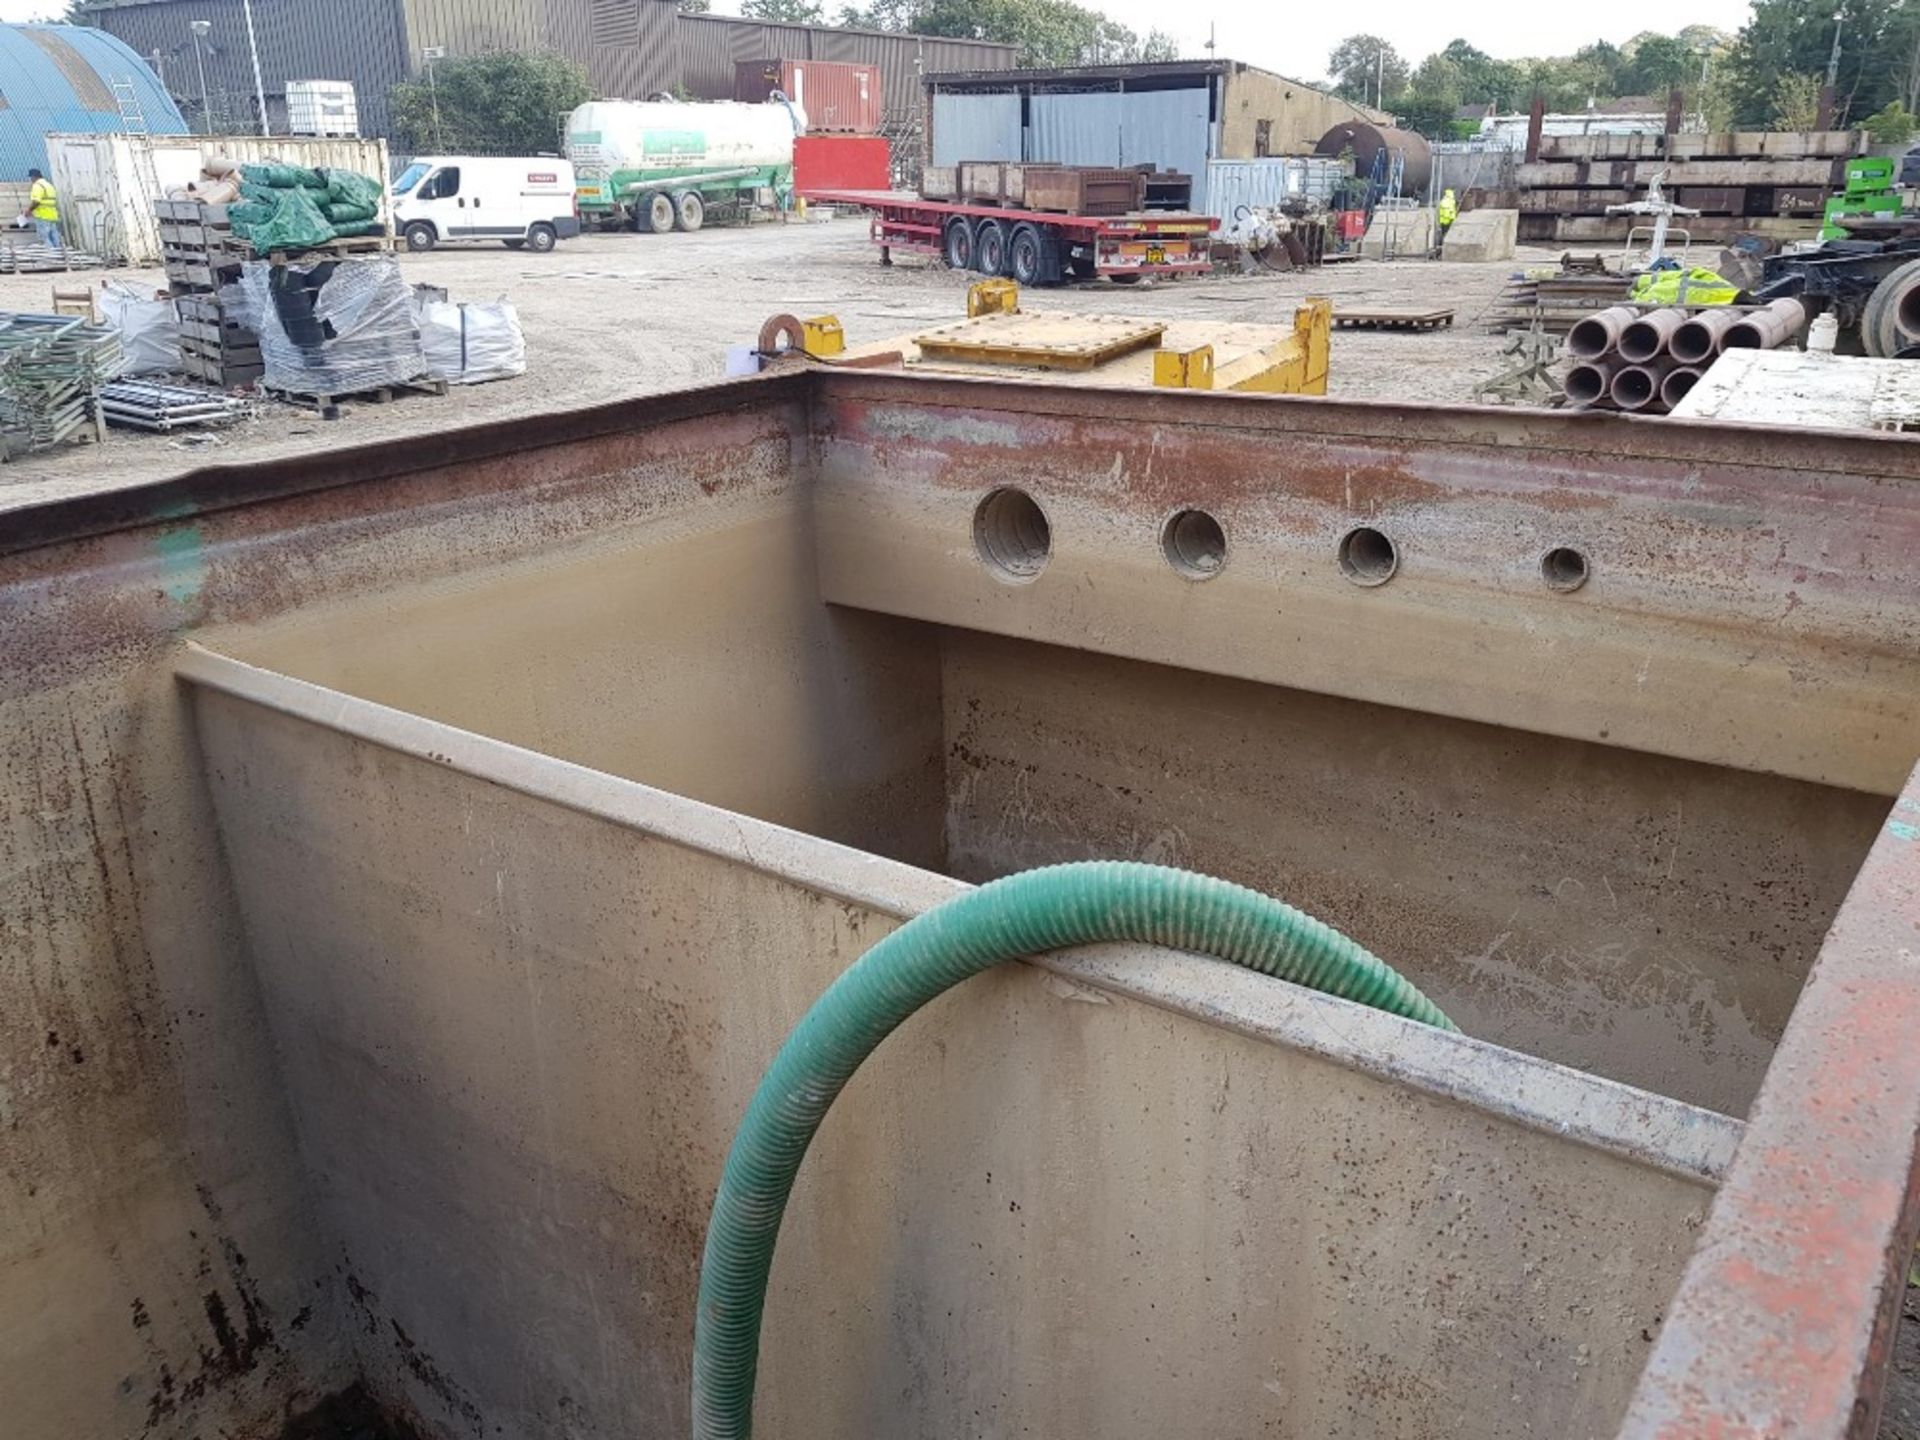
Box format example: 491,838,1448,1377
1821,155,1902,240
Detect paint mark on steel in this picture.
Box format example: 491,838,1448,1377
154,522,206,607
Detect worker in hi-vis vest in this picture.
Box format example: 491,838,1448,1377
1437,188,1458,233
22,168,59,249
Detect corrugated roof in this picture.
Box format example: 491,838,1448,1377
0,24,185,179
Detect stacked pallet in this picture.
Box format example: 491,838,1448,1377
158,199,262,388
1469,131,1864,245
925,163,1151,216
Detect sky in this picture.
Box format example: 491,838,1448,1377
0,0,1760,81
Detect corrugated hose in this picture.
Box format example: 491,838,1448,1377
691,860,1457,1439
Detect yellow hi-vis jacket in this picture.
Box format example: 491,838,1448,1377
1437,190,1458,227
28,178,58,222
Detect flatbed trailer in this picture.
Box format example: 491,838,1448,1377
808,187,1218,285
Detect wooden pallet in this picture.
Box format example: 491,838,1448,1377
266,375,446,417
1333,307,1455,332
261,235,395,264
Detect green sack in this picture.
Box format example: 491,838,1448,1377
322,169,384,210
250,163,326,190
324,201,378,224
1631,267,1740,305
330,219,387,238
230,184,336,252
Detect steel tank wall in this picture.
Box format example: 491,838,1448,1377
1315,119,1435,196
565,98,798,183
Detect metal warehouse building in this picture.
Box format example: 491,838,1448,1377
0,23,184,179
925,59,1381,214
83,0,1013,144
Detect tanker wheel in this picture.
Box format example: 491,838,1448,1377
1008,222,1059,286
942,217,975,271
973,219,1010,276
1864,274,1898,357
635,192,675,234
674,191,706,233
1068,248,1098,281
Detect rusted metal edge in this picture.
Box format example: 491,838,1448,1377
175,641,1744,1188
810,367,1920,479
1620,771,1920,1439
0,368,813,559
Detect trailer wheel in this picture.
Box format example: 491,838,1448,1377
635,192,675,234
1009,222,1060,286
1879,258,1920,351
674,191,706,232
974,219,1010,276
942,217,975,271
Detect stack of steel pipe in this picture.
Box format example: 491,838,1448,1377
1563,299,1807,413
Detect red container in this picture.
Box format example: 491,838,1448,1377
735,58,882,135
1337,210,1368,241
793,135,892,197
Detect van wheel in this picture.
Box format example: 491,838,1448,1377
635,192,675,233
526,223,558,253
404,222,437,253
674,192,705,232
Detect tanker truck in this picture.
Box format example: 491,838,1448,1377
565,97,805,233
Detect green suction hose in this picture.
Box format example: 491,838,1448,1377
691,860,1456,1439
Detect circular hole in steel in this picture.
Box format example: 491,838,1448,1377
973,487,1052,582
1161,508,1228,580
1337,526,1398,587
1541,546,1590,593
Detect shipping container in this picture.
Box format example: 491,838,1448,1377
1207,157,1347,239
794,134,891,195
735,58,882,134
285,79,360,138
45,131,391,263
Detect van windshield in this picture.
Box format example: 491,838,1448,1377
393,162,430,195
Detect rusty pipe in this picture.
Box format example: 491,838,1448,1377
1565,359,1619,408
1660,366,1704,409
1568,306,1640,361
1611,358,1675,412
1620,308,1687,364
1724,298,1809,350
1670,308,1742,364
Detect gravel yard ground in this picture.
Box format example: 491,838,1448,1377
0,216,1553,514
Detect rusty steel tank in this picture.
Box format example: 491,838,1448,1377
1314,120,1435,197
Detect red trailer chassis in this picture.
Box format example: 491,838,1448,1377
807,188,1218,284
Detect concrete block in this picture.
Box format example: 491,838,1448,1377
1443,207,1518,262
1359,207,1435,259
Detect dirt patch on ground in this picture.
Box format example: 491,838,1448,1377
0,218,1542,514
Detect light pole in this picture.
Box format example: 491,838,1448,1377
240,0,269,136
188,20,212,136
422,46,446,150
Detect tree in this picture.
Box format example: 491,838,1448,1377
677,0,711,12
1770,70,1824,128
1723,0,1917,128
910,0,1171,67
837,0,917,25
1626,34,1699,94
1861,97,1919,141
1437,39,1525,110
742,0,826,19
1326,34,1409,106
1397,54,1464,136
389,51,591,156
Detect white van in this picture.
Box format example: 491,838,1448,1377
392,156,582,253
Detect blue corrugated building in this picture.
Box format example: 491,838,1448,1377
0,23,185,180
